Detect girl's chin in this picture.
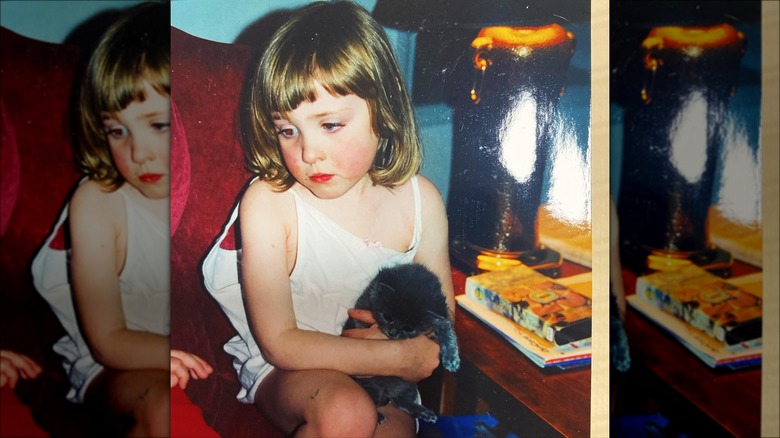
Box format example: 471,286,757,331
135,185,170,200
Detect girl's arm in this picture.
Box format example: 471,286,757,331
68,181,169,371
240,182,440,382
412,176,456,318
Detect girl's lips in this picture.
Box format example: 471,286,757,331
309,174,334,183
139,173,163,183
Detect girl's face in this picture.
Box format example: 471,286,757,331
102,82,170,200
272,81,379,200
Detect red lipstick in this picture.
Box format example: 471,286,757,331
310,173,334,183
139,173,163,183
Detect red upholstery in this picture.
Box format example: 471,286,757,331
170,385,220,438
0,386,48,438
0,27,115,436
170,26,282,437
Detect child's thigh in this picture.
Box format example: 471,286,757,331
256,368,378,434
87,369,169,419
375,405,416,438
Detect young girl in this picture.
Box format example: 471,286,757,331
204,1,455,436
32,4,211,436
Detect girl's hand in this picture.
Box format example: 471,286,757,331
398,335,440,382
341,309,388,340
170,350,213,389
0,350,42,389
342,309,441,381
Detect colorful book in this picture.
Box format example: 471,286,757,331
627,292,761,369
635,265,762,345
457,294,591,369
464,265,592,346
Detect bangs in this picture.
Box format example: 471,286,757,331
260,11,378,115
95,55,170,114
89,2,170,114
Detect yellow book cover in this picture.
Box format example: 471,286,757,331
464,265,592,345
636,265,762,345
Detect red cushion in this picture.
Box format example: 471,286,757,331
170,26,282,437
0,26,98,436
0,99,20,238
170,386,220,438
170,96,190,237
0,386,48,438
0,26,81,362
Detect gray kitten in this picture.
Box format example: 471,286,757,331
344,263,460,424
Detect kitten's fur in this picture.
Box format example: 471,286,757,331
344,263,460,423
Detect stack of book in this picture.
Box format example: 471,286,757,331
627,264,762,369
456,265,592,369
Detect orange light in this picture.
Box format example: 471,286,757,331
642,24,744,52
476,254,523,271
472,24,572,50
647,254,694,272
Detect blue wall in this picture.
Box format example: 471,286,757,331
0,1,141,43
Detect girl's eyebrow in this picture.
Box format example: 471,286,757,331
136,111,168,120
307,107,351,120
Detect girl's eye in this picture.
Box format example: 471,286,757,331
105,126,127,139
276,126,298,138
152,122,171,132
322,122,343,132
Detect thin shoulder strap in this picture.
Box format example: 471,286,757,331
411,175,422,237
212,176,259,246
41,177,89,247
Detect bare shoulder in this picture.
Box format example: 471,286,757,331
239,180,297,245
414,175,445,203
69,180,123,223
240,180,295,218
414,175,447,218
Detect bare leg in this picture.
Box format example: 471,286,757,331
86,369,169,437
375,404,416,438
256,368,414,438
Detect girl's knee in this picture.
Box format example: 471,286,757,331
307,383,378,437
130,378,170,437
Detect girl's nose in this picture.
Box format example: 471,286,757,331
301,136,326,164
131,139,156,163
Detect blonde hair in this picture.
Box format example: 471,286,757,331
245,1,422,190
75,3,170,190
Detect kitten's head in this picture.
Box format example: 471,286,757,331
368,264,448,340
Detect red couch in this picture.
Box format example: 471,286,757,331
0,27,114,436
170,27,282,436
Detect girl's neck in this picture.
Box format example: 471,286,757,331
120,183,170,223
295,174,375,206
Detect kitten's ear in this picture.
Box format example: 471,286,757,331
377,282,395,294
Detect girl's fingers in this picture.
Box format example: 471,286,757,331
0,351,41,379
171,350,213,379
347,308,376,325
171,362,191,389
0,362,20,389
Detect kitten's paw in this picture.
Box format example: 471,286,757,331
419,410,437,423
441,340,461,372
443,353,460,372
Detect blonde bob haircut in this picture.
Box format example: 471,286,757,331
76,3,170,190
246,1,423,190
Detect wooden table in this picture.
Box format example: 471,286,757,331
618,263,762,437
438,264,592,437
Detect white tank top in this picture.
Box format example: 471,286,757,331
32,184,170,403
203,176,422,403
